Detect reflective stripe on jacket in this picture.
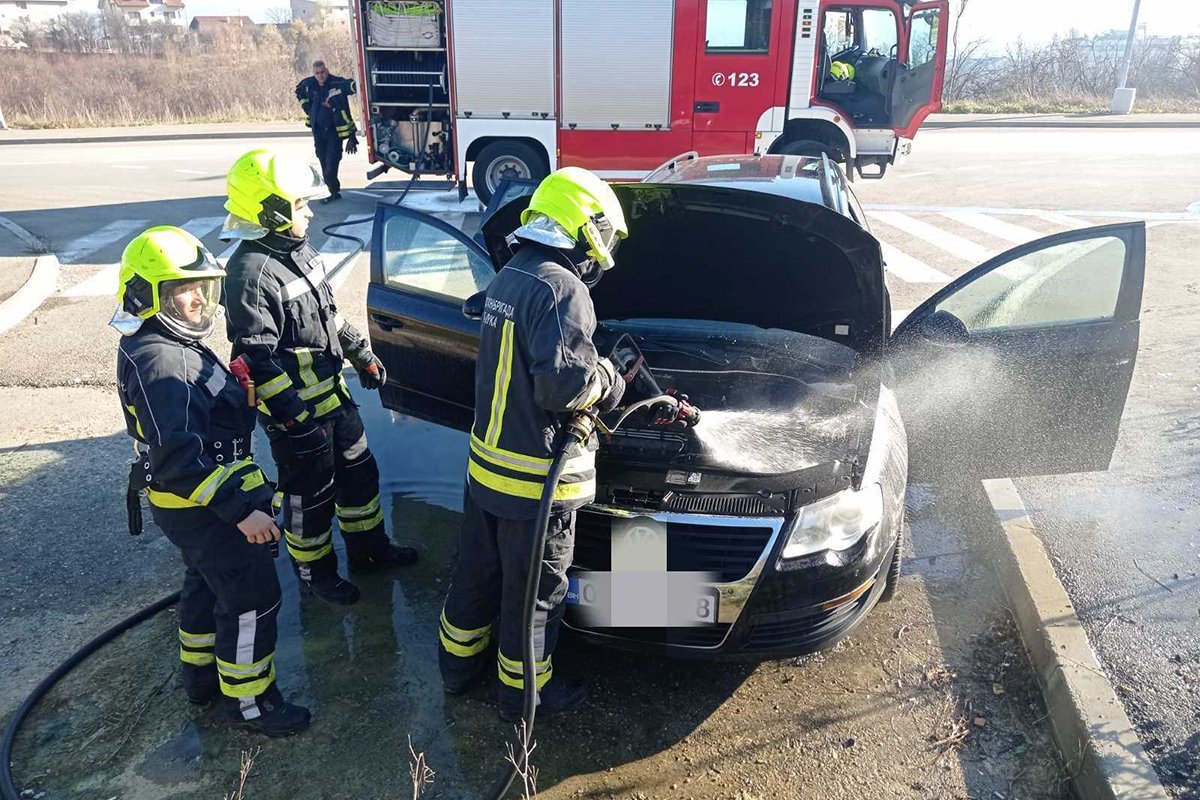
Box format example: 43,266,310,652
295,75,357,139
468,242,612,520
116,320,273,523
223,235,355,426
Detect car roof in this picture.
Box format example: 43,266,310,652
643,154,850,216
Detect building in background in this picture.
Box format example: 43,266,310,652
188,14,253,34
99,0,186,26
0,0,73,41
290,0,349,28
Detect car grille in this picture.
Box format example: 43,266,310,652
572,625,731,649
573,511,775,584
663,493,781,516
740,588,874,652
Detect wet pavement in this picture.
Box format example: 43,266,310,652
5,381,1067,799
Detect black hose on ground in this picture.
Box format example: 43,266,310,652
0,591,181,800
484,416,587,800
320,170,420,275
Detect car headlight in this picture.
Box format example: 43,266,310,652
781,483,884,560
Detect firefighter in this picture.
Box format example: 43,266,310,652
830,60,856,82
438,167,629,721
113,226,309,736
221,148,417,607
295,59,358,203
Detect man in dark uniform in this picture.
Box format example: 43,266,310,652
436,167,629,721
295,60,358,203
220,148,417,607
113,225,309,735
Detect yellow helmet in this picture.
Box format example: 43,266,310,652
517,167,628,271
117,226,225,340
224,148,329,234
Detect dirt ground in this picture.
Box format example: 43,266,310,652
1,383,1068,800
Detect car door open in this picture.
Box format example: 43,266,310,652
891,221,1146,478
366,204,493,431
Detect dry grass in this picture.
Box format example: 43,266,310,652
943,93,1200,114
223,747,260,800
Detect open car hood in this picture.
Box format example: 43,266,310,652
480,182,887,354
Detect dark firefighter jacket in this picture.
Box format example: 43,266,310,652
469,242,616,520
295,74,357,139
117,319,274,526
223,234,359,428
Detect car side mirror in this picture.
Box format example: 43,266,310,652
911,309,969,344
462,290,487,320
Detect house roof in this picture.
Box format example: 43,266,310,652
109,0,151,8
189,15,255,28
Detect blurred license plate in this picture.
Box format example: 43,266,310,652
567,574,720,625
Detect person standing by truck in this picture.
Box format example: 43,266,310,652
295,59,358,203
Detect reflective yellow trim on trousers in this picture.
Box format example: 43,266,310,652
440,610,490,642
217,652,274,678
337,494,381,518
498,652,552,690
285,528,333,562
295,350,319,388
179,629,216,647
339,509,384,533
217,663,276,699
484,319,515,448
468,460,595,502
257,373,293,400
470,435,595,477
439,629,490,658
180,648,215,666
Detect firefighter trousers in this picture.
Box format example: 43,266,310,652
438,492,575,700
161,510,282,721
268,407,389,584
313,128,343,196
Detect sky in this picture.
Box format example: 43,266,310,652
185,0,1200,46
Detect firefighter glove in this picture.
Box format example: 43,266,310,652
595,357,626,414
345,135,359,155
355,353,387,390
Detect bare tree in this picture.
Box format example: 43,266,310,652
8,18,47,49
46,12,104,53
265,7,294,25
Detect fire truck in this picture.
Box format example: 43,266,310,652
350,0,949,201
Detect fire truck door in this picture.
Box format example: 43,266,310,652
693,0,786,153
891,0,949,137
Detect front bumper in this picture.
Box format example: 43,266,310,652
563,504,895,661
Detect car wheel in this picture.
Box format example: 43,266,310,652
471,141,548,205
879,518,904,603
778,138,845,163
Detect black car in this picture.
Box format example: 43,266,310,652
365,154,1145,659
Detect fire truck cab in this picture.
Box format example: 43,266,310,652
352,0,949,201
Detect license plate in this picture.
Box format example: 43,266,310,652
567,573,720,626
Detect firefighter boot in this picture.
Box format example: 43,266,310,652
346,532,419,573
439,644,488,695
227,686,311,737
295,556,360,606
182,664,219,705
497,677,588,722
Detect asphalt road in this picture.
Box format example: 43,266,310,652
0,123,1197,796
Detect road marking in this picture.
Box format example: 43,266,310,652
58,219,148,264
893,171,933,180
1035,212,1091,230
940,211,1044,244
217,242,239,265
880,243,950,283
181,216,225,240
865,203,1197,221
175,169,208,175
0,215,44,251
112,164,148,170
320,216,374,293
871,210,994,263
61,264,121,297
891,308,912,332
0,255,59,335
347,189,383,199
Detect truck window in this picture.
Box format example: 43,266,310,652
907,8,940,66
860,8,898,56
823,10,855,55
705,0,772,53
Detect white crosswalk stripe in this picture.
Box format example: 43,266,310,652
871,210,996,263
181,216,226,240
939,211,1043,245
880,243,950,284
61,264,120,298
58,219,148,264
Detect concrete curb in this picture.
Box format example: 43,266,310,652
0,255,59,336
0,129,309,146
983,478,1170,800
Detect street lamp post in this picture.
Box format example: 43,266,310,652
1111,0,1142,114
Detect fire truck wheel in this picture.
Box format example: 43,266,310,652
778,138,845,163
472,141,549,204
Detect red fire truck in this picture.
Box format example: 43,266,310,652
350,0,949,201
